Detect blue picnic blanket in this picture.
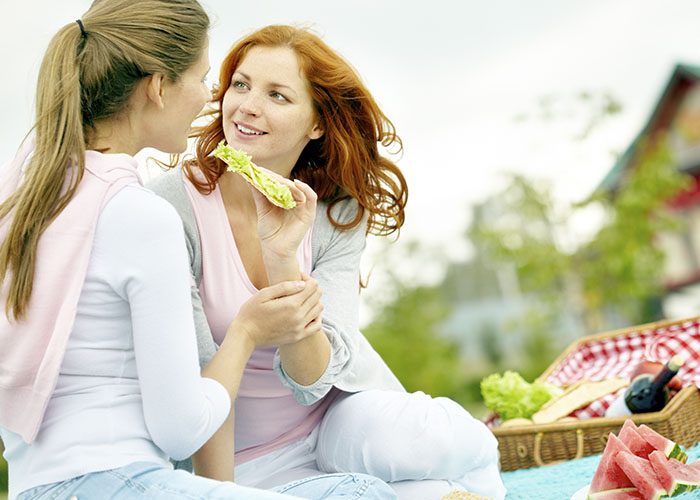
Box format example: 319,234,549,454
502,442,700,499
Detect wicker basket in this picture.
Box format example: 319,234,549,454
493,316,700,472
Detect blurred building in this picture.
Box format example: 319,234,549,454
439,195,584,371
599,63,700,318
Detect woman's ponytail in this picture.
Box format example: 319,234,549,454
0,23,86,321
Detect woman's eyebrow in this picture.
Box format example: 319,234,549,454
234,71,298,96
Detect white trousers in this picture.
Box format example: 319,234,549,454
235,390,506,500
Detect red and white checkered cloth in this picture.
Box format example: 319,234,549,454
544,318,700,419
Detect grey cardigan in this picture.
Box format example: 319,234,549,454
147,167,403,404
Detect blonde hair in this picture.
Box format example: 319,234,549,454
0,0,209,320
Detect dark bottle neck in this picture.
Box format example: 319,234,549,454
649,365,678,394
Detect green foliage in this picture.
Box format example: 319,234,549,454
515,307,564,381
0,450,6,493
362,91,688,419
364,282,463,399
578,137,691,322
469,175,573,378
477,322,504,368
471,137,691,339
471,175,570,304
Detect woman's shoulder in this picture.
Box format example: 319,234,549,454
98,185,185,245
145,167,196,219
312,197,367,260
315,197,363,227
146,166,184,198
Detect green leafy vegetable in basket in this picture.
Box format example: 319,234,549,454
481,371,562,421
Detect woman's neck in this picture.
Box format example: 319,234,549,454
88,119,141,156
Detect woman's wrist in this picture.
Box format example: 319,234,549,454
261,251,301,283
260,245,298,262
222,319,257,358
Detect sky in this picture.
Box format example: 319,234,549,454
2,0,700,319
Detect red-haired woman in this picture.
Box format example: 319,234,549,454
150,25,505,500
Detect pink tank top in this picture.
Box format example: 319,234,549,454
184,177,333,463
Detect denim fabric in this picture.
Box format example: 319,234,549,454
17,462,396,500
276,472,396,500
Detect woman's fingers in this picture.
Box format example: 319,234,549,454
293,179,318,204
303,315,323,337
303,302,324,326
291,276,318,304
300,286,322,315
256,280,306,302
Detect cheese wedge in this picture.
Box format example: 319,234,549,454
531,378,627,424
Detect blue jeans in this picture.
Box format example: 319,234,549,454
17,462,397,500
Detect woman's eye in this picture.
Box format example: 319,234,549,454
270,91,288,102
232,80,248,90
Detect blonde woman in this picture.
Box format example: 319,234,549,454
0,3,395,500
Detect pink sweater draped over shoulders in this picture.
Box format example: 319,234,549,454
0,141,141,443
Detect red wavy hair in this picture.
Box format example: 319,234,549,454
184,25,407,235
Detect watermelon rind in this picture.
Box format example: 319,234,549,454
648,451,700,497
636,424,687,463
586,487,639,499
669,446,688,463
671,483,698,496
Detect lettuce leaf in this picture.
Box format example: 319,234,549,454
480,371,561,421
212,140,296,209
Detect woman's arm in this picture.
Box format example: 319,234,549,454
191,318,253,480
102,190,231,460
263,255,330,386
251,175,331,386
274,199,367,405
191,275,319,480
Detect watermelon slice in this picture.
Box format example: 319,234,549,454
589,434,635,494
587,488,643,499
617,420,655,459
636,424,687,463
615,450,667,500
619,419,638,433
648,450,700,496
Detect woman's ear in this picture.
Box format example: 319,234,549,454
145,73,166,110
309,121,324,140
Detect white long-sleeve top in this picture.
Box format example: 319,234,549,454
0,185,231,499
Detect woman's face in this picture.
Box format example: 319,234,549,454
150,44,211,154
221,46,323,175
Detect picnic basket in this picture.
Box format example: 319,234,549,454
492,316,700,472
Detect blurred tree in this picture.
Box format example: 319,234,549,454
577,136,690,327
364,281,462,399
471,174,577,378
471,137,690,352
477,321,505,369
361,91,688,417
0,442,5,494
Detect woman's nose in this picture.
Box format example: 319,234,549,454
239,92,262,116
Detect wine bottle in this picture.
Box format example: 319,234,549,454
605,355,685,417
624,355,685,413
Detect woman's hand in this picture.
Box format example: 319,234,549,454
226,273,323,349
249,169,317,258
